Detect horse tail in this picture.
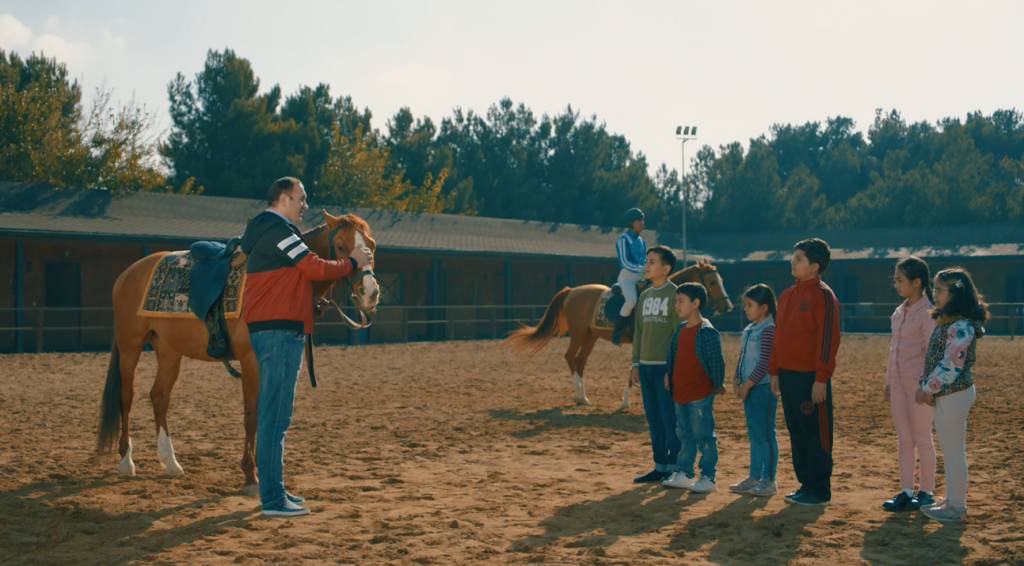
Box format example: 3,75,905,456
96,339,122,454
505,287,571,357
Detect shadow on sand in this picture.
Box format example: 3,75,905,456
489,407,648,438
0,472,259,565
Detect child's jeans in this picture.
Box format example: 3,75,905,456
674,393,718,480
638,365,680,473
743,383,778,482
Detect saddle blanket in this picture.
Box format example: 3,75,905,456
593,289,617,330
138,251,245,318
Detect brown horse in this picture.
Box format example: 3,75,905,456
506,258,733,409
96,211,378,494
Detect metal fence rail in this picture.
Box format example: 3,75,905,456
1,303,1022,353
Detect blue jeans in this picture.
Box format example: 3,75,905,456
638,365,680,473
251,329,306,507
674,393,718,480
743,384,779,482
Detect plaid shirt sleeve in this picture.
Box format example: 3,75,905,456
665,323,683,380
697,327,726,390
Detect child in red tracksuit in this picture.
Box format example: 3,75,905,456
769,238,841,506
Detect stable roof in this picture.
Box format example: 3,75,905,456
1,183,1022,262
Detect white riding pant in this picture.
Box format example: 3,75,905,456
618,269,644,317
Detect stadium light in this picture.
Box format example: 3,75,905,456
675,125,698,267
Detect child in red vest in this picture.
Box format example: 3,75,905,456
768,238,841,506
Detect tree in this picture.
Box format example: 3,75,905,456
0,50,169,194
314,123,462,214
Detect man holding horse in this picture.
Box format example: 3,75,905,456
242,176,371,517
613,208,647,345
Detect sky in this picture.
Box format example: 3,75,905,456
2,1,1022,177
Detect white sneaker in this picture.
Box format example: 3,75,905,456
750,479,777,497
729,476,759,493
661,472,695,489
688,475,717,493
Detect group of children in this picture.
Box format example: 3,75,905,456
626,236,988,523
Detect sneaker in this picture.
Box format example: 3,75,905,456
882,491,913,512
786,491,830,507
633,470,669,483
661,472,695,489
907,491,934,510
783,488,804,503
261,498,310,517
688,475,717,493
921,500,967,522
729,477,760,493
750,480,778,497
260,491,305,507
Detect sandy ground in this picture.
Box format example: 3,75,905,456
1,334,1022,566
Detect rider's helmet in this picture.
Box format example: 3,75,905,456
624,208,645,227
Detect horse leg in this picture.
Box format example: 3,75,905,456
572,333,599,407
149,333,185,475
239,350,260,496
117,339,144,476
562,331,589,406
620,376,634,411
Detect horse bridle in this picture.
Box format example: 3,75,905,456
698,264,732,313
325,224,376,329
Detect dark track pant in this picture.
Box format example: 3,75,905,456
779,368,833,501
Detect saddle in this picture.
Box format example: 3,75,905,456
188,237,244,366
596,279,650,342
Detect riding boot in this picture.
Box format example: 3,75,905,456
612,315,627,346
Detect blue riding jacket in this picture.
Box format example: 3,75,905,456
616,230,646,274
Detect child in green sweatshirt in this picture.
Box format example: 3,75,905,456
630,245,685,483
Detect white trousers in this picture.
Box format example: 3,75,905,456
933,385,975,510
618,269,644,317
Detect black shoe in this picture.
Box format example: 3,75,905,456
633,470,668,483
882,491,913,512
787,491,830,507
783,488,804,503
907,491,934,510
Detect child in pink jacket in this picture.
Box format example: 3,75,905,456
882,257,937,512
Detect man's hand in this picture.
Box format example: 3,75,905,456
811,381,827,404
630,366,640,388
737,380,753,401
350,246,372,269
313,296,330,317
715,386,727,397
770,375,780,398
884,384,891,403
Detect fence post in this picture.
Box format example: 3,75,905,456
491,307,498,339
446,307,455,341
37,309,44,353
402,307,409,343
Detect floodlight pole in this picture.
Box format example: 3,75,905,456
676,127,697,268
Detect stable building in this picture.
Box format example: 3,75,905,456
2,182,1022,352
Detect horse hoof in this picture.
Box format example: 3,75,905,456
242,483,260,496
118,463,136,476
164,464,184,476
618,399,631,411
572,394,591,406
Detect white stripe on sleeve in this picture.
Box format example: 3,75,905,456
286,243,309,259
277,234,301,250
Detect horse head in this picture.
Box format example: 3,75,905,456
695,258,733,315
324,211,380,318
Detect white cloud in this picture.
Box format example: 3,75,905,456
32,33,94,67
101,28,124,49
0,14,33,50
